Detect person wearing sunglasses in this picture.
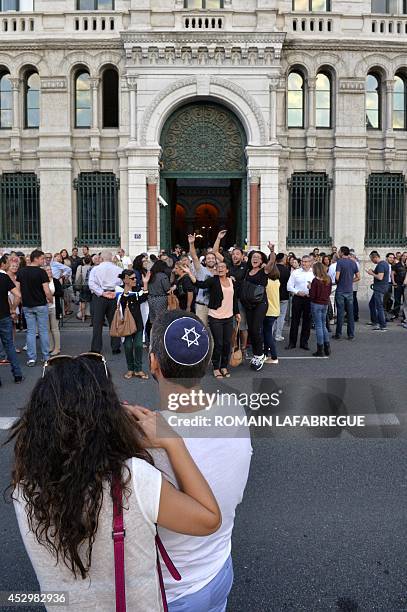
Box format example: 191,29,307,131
8,353,221,612
116,269,150,380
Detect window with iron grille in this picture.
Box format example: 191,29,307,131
287,173,332,246
74,172,119,246
365,173,406,246
0,173,40,247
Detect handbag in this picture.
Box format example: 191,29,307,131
229,321,243,367
110,302,137,338
112,474,181,612
167,292,179,311
239,278,265,308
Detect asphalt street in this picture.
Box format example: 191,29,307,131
0,304,406,611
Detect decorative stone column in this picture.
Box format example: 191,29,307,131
90,77,100,130
147,172,158,250
9,77,21,130
269,77,279,142
307,77,317,130
384,78,395,134
127,76,138,142
249,174,260,249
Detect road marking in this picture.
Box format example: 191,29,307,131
0,417,18,430
277,356,329,360
364,413,400,426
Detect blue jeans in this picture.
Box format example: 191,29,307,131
369,290,386,329
335,292,355,338
168,555,233,612
311,303,330,345
0,316,22,378
24,305,50,362
263,316,278,359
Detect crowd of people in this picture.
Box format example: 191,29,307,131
1,235,406,612
0,236,406,384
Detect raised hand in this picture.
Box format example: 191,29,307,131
188,233,196,244
267,242,275,252
217,230,227,240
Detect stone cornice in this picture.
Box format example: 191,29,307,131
0,40,122,51
122,31,286,46
284,39,407,53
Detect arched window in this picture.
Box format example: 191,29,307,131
315,72,331,128
366,73,381,129
102,68,118,128
75,70,91,128
393,74,406,130
24,70,40,128
287,71,304,128
0,71,12,129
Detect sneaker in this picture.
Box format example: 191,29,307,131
26,360,36,367
265,357,279,365
0,358,10,365
14,376,24,384
23,344,27,351
366,322,375,326
275,336,285,342
250,354,265,371
373,326,387,332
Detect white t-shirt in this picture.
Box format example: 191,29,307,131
14,458,163,612
151,403,252,603
328,262,337,285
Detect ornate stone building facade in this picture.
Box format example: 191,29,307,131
0,0,406,261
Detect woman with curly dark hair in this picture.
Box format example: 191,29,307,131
7,355,221,611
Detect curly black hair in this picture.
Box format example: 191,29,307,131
5,356,151,579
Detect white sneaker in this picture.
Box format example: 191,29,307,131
275,335,284,342
26,360,36,367
265,357,279,364
23,344,27,351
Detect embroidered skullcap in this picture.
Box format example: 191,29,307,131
163,317,210,366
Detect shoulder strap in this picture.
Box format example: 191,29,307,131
155,533,181,612
112,475,126,612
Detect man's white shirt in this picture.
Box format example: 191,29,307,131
287,267,314,295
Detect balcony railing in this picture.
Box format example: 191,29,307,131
0,11,124,36
286,12,407,39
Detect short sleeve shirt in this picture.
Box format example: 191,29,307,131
373,261,390,293
16,266,49,308
0,273,15,319
336,258,359,293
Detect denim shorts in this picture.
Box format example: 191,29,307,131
168,555,234,612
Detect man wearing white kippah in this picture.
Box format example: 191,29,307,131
131,310,252,612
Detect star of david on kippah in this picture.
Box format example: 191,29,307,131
181,326,201,348
163,317,210,366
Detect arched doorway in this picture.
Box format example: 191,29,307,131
159,102,247,251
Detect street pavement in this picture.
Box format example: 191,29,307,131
0,304,406,611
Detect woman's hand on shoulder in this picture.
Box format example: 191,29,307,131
125,405,181,451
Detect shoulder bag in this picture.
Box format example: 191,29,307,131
229,321,243,367
110,301,137,338
239,275,266,309
167,292,179,311
112,474,181,612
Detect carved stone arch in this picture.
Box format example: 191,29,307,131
282,51,314,76
13,53,47,78
140,76,266,146
354,54,391,80
96,52,123,74
392,55,407,78
59,51,96,78
314,53,344,78
191,197,222,217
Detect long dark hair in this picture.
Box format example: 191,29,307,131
247,250,268,272
149,260,169,284
6,357,150,579
133,254,147,276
